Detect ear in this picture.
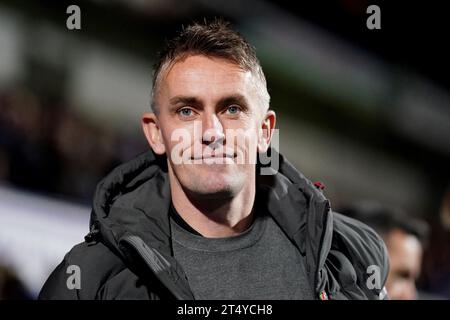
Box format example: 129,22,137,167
257,110,276,153
142,112,166,155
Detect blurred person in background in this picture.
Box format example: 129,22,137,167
440,185,450,231
339,201,429,300
0,86,57,191
418,185,450,298
52,108,119,202
0,85,120,203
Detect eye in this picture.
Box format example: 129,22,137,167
178,107,194,117
225,105,241,115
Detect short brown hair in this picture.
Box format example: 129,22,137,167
151,18,270,112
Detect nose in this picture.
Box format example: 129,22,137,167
202,113,225,146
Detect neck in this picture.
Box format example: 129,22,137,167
169,173,256,238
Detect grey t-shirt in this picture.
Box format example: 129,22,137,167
170,212,314,300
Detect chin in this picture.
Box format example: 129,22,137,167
187,172,244,199
171,162,249,199
197,177,234,195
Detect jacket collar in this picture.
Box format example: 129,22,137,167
257,153,333,293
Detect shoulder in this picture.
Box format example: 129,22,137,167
39,241,126,300
330,212,390,298
332,212,389,268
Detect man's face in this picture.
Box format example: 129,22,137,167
384,228,423,300
146,55,273,199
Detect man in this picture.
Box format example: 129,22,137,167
39,19,389,300
340,201,428,299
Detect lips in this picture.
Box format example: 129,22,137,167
192,153,235,160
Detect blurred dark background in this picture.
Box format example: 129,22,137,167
0,0,448,299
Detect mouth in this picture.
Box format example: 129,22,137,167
191,153,236,161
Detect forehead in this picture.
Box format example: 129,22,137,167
160,55,256,99
387,229,422,267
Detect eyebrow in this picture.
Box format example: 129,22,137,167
169,96,201,105
169,94,249,109
217,94,249,109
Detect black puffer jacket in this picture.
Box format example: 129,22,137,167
39,150,389,300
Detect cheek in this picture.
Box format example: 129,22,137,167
240,126,261,155
231,133,259,166
226,118,259,141
161,123,194,150
162,124,202,166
